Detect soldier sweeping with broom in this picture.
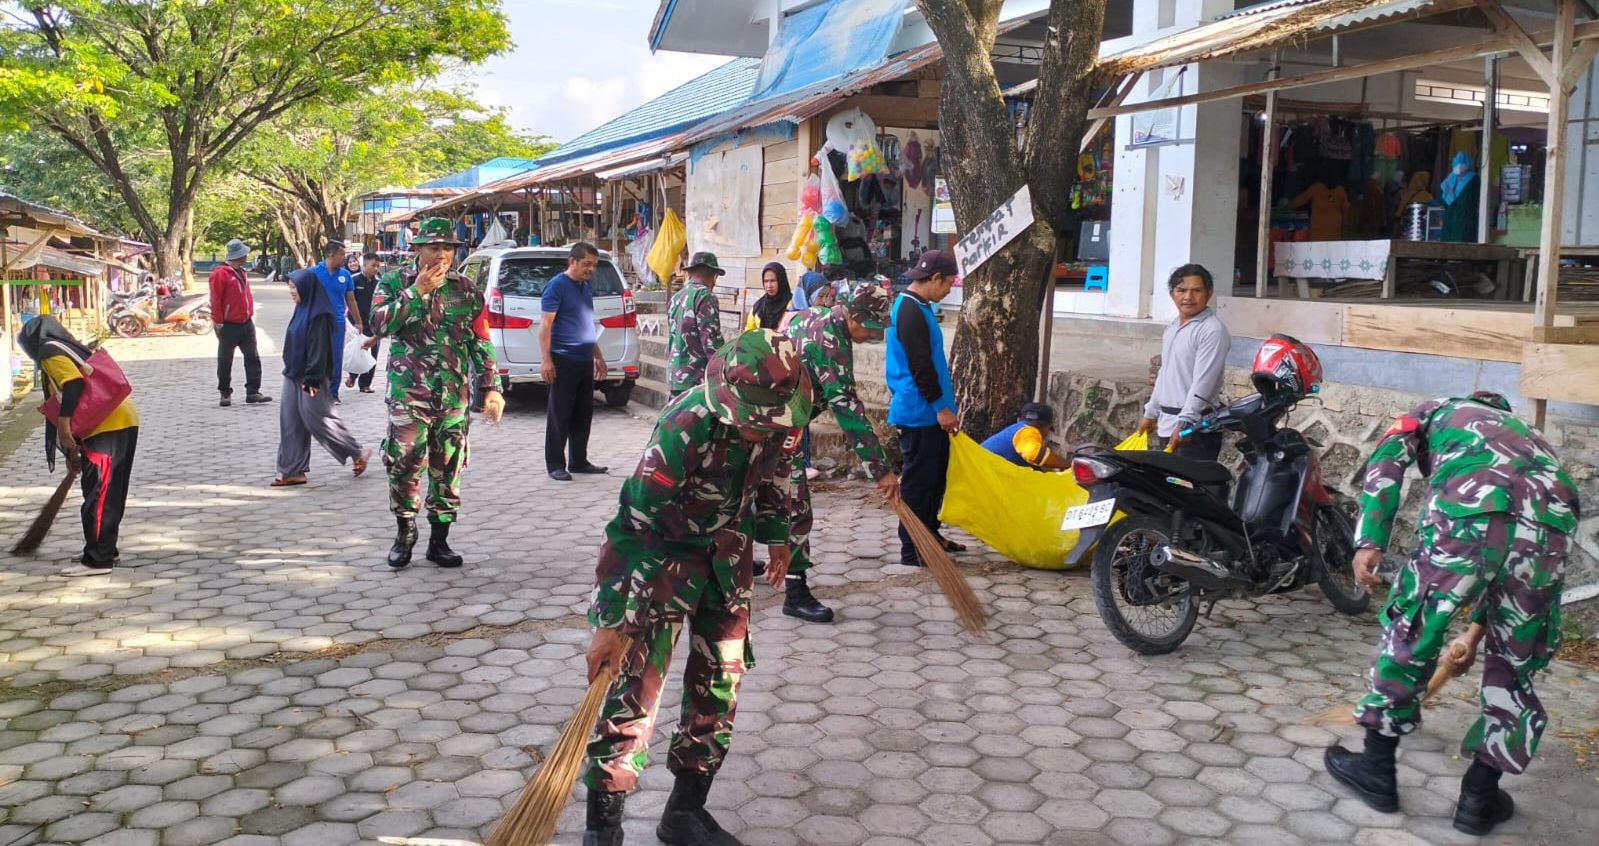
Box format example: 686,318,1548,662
581,329,810,846
1326,391,1579,836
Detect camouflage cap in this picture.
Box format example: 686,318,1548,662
685,251,726,276
841,282,891,329
411,217,464,246
705,329,813,432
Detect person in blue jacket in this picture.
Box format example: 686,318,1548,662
885,249,962,566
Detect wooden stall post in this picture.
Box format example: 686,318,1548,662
1479,55,1497,246
1531,0,1580,427
1255,52,1281,299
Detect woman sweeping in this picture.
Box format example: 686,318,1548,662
749,261,793,330
273,268,370,486
19,317,139,577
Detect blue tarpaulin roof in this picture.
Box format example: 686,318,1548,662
752,0,907,100
532,58,761,169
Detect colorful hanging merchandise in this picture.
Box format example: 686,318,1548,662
785,174,824,268
825,108,889,182
814,148,850,227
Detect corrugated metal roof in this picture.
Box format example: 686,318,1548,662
1218,0,1323,19
1098,0,1464,77
533,58,761,169
0,191,113,240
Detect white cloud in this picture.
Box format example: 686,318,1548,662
475,2,729,144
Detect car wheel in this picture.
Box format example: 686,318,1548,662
603,382,633,407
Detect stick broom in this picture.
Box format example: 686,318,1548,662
1304,642,1469,727
889,497,989,635
11,470,78,555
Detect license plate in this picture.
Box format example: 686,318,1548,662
1062,499,1116,531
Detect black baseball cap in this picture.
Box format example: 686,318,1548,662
1020,402,1054,425
906,249,959,281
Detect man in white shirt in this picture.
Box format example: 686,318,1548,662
1137,264,1232,461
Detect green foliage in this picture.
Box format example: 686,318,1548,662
0,0,512,271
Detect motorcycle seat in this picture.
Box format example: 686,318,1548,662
1120,450,1232,485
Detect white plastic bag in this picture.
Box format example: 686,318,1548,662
343,326,376,375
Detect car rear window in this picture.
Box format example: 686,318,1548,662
496,256,624,298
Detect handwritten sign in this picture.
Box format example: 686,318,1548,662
953,184,1034,276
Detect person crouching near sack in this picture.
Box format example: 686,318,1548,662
18,316,140,577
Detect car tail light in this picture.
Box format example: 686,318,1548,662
1072,456,1120,486
622,365,639,377
486,287,534,329
600,289,637,329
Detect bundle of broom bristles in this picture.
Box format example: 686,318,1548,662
1304,640,1472,726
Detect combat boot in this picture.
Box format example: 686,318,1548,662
782,572,834,623
1453,757,1514,835
657,772,742,846
388,518,417,569
1325,729,1399,812
583,788,626,846
425,519,464,568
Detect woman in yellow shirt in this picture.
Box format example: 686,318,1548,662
18,316,139,577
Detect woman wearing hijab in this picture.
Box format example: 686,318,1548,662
19,316,140,576
1439,151,1480,243
273,268,370,487
749,262,793,330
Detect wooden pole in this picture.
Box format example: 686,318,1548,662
1256,52,1280,298
1532,0,1576,428
1035,235,1064,403
1479,55,1496,245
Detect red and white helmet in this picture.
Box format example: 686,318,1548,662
1252,334,1322,398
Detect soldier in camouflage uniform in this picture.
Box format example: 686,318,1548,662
369,218,504,570
666,251,727,395
1325,391,1579,836
778,283,900,622
580,329,810,846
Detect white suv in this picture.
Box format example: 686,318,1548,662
459,244,640,406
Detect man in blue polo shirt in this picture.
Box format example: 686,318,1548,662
308,240,361,399
885,249,962,567
541,241,610,482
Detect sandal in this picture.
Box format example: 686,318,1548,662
939,537,967,553
271,475,307,487
352,449,372,477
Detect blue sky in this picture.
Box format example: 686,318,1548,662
471,0,728,145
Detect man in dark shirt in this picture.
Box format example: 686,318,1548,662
541,241,610,481
885,249,961,567
347,252,383,393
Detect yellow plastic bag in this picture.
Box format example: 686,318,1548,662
939,433,1093,570
744,311,759,331
1113,430,1173,453
646,208,686,284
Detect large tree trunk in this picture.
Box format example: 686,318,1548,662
917,0,1107,438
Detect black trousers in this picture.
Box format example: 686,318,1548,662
357,339,381,391
896,423,950,564
216,321,262,396
79,426,138,566
1165,431,1224,462
546,355,595,472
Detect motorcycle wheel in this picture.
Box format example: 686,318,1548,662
185,309,213,335
1313,505,1370,614
1090,514,1199,655
112,314,143,338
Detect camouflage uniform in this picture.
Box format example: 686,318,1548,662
586,330,811,794
667,252,728,395
782,285,892,580
369,263,497,523
1352,392,1579,774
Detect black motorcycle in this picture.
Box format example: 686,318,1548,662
1063,379,1368,655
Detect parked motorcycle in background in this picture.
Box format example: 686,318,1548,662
107,274,211,337
1063,335,1368,655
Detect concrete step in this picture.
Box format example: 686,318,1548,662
631,376,671,410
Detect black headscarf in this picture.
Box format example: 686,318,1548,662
751,262,792,330
282,268,336,383
20,316,96,470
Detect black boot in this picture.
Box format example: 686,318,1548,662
583,788,626,846
1325,729,1399,813
782,572,834,623
387,518,417,569
425,519,464,568
657,772,742,846
1454,757,1514,835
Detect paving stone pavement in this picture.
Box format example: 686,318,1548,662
2,285,1598,845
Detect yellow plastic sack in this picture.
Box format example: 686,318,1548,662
939,433,1092,570
646,208,686,283
1114,430,1173,453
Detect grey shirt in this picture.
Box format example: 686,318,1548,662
1144,308,1232,438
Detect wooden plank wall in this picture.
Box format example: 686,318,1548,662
1522,343,1599,404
